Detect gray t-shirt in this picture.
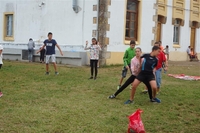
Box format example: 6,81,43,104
28,40,35,49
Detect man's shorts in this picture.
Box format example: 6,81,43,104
46,54,56,64
136,71,155,82
121,64,131,78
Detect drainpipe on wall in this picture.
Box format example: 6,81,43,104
72,0,79,13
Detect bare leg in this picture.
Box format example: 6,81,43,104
46,64,49,72
130,79,141,101
119,77,124,86
149,80,157,98
53,62,57,72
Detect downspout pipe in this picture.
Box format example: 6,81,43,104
72,0,79,13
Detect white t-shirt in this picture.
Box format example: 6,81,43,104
0,45,3,64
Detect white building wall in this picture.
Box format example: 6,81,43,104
0,0,98,47
107,0,156,53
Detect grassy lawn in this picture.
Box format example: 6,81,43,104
0,60,200,133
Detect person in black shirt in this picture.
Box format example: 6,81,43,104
125,46,161,104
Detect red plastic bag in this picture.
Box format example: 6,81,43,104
127,109,146,133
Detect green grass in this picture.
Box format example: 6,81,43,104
0,60,200,133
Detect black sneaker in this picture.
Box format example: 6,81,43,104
108,94,115,99
45,72,49,75
94,77,97,80
89,77,93,79
55,72,59,75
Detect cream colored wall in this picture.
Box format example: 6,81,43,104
106,52,124,65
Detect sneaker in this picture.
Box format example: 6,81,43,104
150,98,161,103
124,99,134,104
94,77,97,80
89,77,93,79
55,72,59,75
108,94,115,99
45,72,49,75
141,90,148,94
0,92,3,97
117,85,121,90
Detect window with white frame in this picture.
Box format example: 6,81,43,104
173,19,181,44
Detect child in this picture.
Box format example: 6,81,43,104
163,45,169,61
0,45,3,97
108,47,153,100
40,45,46,63
117,40,136,89
125,46,161,104
27,38,35,62
84,38,101,80
36,32,63,75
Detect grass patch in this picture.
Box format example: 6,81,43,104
0,61,200,133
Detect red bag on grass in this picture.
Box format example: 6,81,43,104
127,109,146,133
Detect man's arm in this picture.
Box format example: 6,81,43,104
36,44,45,54
56,44,63,56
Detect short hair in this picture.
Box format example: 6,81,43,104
135,47,142,52
152,46,160,51
130,40,136,45
48,32,53,36
29,38,32,41
154,41,160,45
166,45,169,48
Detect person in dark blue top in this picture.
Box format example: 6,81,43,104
37,32,63,75
125,46,161,104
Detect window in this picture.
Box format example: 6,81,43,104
125,0,138,41
4,13,14,41
173,19,181,44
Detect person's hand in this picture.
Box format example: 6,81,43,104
36,51,39,54
60,52,63,56
126,65,129,70
164,66,168,71
86,41,88,45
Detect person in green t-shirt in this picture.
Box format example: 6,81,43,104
117,40,136,89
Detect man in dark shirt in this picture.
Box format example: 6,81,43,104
125,46,161,104
37,32,63,75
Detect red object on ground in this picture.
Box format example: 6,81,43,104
168,74,200,81
127,109,146,133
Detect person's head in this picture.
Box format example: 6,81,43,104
29,38,33,41
154,41,160,47
91,38,97,45
130,40,136,49
188,46,191,48
135,47,142,57
158,41,162,46
48,32,53,40
151,46,160,56
166,45,169,48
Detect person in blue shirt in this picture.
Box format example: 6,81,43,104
37,32,63,75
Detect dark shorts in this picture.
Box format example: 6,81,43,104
136,71,155,82
121,64,131,78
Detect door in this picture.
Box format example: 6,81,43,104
190,27,196,51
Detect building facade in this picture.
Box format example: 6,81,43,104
0,0,199,65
